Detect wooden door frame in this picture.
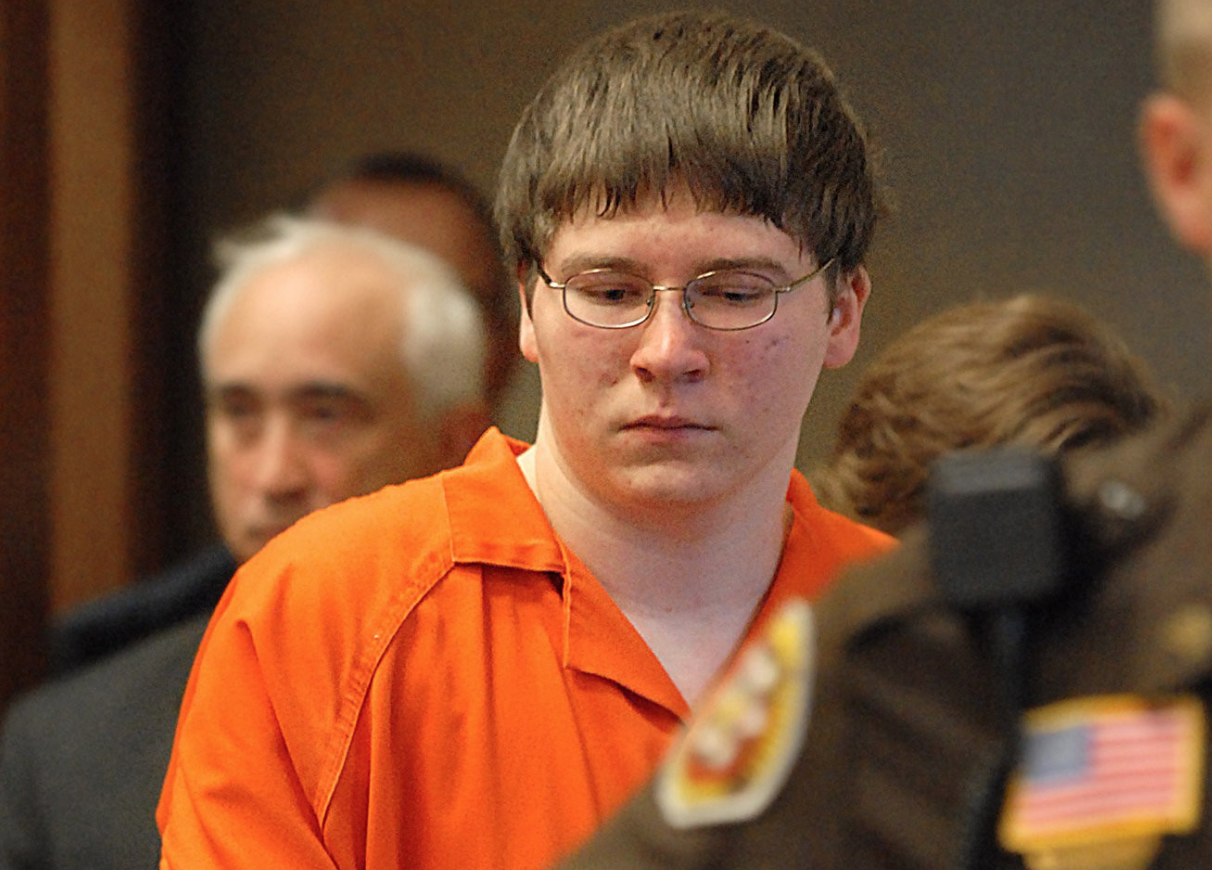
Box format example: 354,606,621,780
0,0,177,713
0,2,52,713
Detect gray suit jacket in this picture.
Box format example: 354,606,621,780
0,609,212,869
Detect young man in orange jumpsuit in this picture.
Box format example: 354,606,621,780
156,12,893,870
557,2,1212,868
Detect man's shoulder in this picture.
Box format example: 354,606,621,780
1065,401,1212,507
251,473,456,586
789,469,896,557
240,430,544,598
216,472,477,670
812,502,896,552
822,404,1212,648
3,612,208,770
272,427,529,556
14,614,208,724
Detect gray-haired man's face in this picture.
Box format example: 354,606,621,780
202,247,438,563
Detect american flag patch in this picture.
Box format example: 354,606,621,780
999,695,1205,852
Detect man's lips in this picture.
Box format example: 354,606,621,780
622,415,713,431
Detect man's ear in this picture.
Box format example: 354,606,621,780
823,266,871,370
436,401,493,469
1141,93,1212,254
517,267,540,363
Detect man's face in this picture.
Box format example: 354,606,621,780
204,246,437,563
309,179,517,401
519,184,868,516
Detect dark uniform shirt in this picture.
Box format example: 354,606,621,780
558,405,1212,870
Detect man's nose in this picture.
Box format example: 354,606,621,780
629,289,709,383
251,417,309,499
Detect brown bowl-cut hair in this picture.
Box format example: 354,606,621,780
494,10,882,307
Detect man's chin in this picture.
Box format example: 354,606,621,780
610,463,731,509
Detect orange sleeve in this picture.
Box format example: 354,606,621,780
157,596,337,869
157,478,453,869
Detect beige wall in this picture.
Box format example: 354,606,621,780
165,1,1212,553
168,3,1209,537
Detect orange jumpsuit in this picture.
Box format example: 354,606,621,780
157,429,892,870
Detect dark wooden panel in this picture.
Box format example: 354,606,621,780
0,1,51,714
47,0,178,611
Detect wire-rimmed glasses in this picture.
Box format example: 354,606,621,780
535,260,833,331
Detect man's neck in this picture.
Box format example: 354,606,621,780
516,441,793,707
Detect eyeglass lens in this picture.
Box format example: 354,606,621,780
563,271,779,330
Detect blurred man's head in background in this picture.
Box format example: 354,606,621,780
199,215,488,562
307,152,518,405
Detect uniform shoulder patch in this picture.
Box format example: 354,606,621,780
655,597,815,829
